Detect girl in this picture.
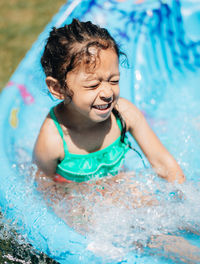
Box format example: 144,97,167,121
34,19,185,185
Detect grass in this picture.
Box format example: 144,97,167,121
0,0,66,90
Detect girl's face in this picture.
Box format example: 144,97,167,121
65,48,120,124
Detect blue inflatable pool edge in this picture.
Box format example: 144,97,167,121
0,0,200,263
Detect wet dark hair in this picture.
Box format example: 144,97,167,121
41,19,123,96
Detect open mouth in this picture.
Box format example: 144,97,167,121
92,102,112,110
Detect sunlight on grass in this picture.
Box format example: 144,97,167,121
0,0,67,90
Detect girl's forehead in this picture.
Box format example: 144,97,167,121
66,48,119,82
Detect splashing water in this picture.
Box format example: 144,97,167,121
33,166,200,263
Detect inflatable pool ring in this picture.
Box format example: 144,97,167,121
1,0,200,263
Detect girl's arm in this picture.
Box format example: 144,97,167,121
117,98,185,183
33,115,64,178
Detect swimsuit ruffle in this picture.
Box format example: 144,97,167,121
56,139,130,182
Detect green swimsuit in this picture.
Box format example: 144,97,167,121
50,108,130,182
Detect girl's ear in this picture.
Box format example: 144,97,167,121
46,76,65,100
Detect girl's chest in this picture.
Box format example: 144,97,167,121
62,118,121,155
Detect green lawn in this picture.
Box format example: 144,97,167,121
0,0,66,90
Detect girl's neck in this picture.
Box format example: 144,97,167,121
55,102,111,132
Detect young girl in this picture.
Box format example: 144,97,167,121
34,19,185,185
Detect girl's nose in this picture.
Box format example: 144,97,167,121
99,84,113,102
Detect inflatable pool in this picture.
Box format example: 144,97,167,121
1,0,200,263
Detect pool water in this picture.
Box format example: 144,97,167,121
1,0,200,263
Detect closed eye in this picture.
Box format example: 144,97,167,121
84,83,100,89
110,80,119,85
90,83,100,88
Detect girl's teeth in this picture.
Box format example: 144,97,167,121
95,104,109,110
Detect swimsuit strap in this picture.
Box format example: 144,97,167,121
112,108,126,142
49,108,69,154
116,114,123,131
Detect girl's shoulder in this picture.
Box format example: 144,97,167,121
116,97,144,131
34,113,64,163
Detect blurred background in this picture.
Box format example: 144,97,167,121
0,0,66,91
